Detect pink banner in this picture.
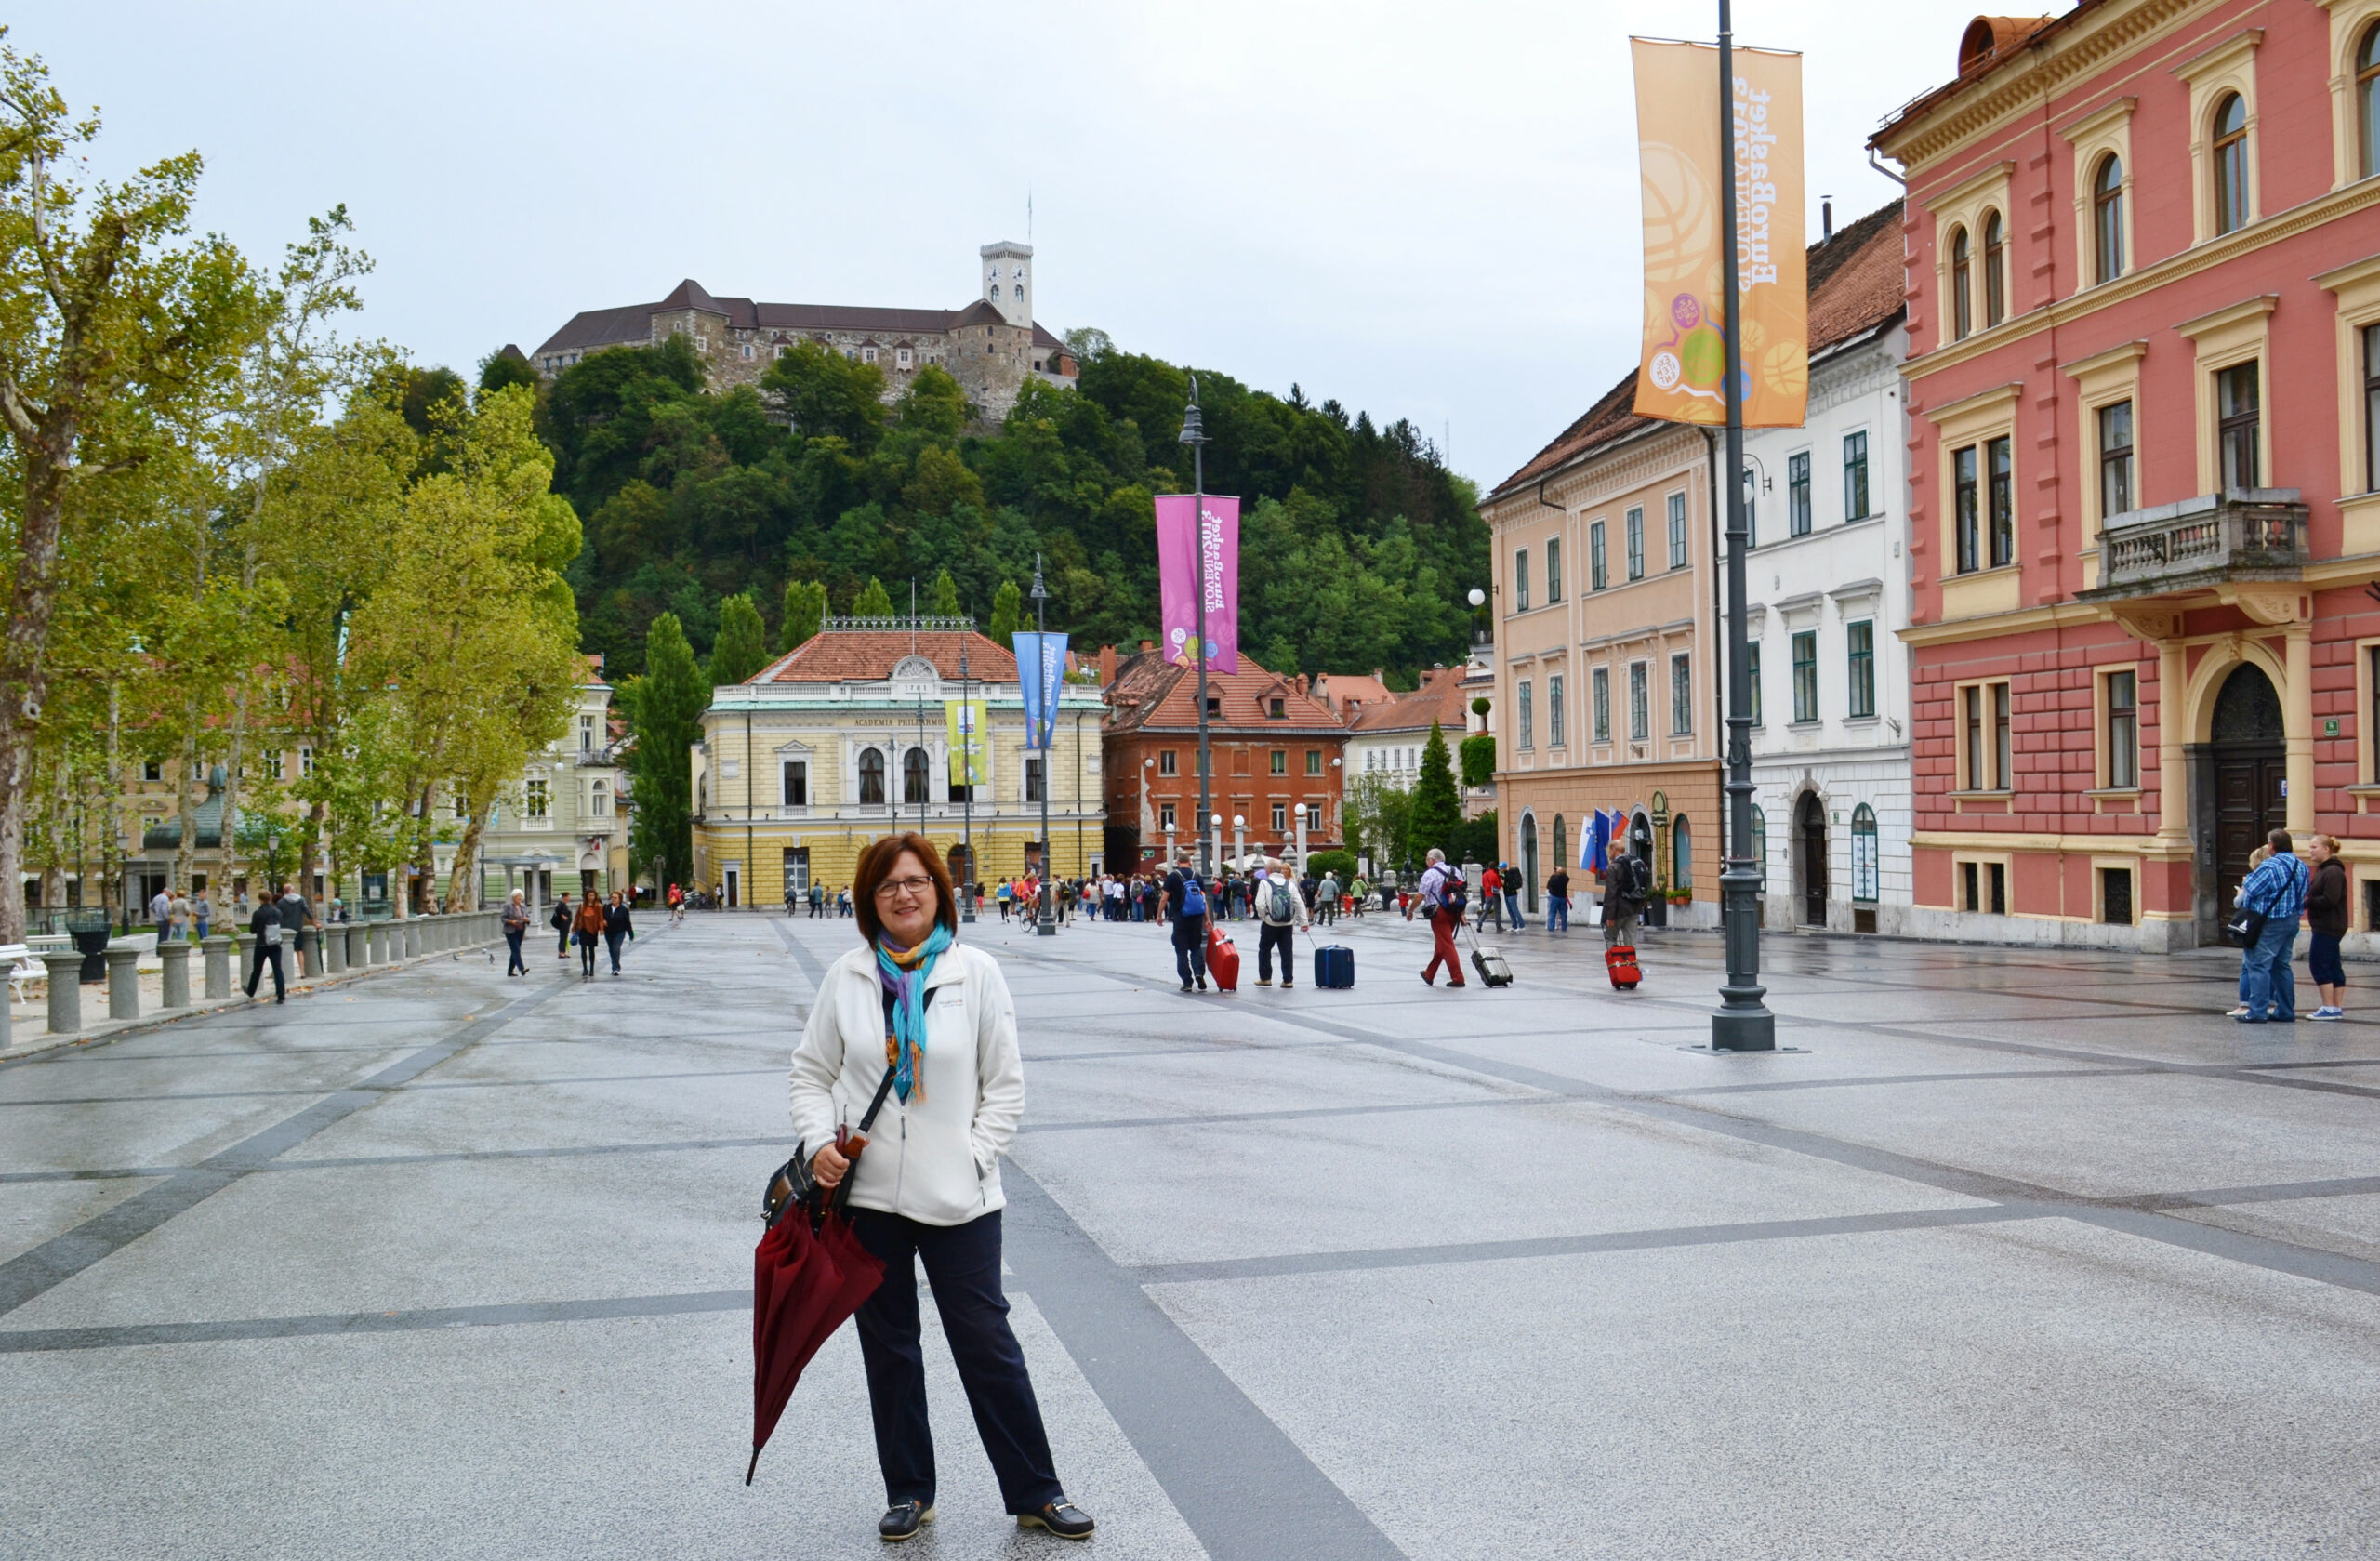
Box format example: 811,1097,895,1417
1155,494,1239,675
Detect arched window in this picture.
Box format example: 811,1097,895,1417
1949,226,1973,339
1673,815,1691,893
2213,93,2249,234
1750,807,1767,893
858,748,885,806
904,747,930,806
2092,154,2124,284
1552,814,1567,878
1981,211,2006,326
2360,24,2380,179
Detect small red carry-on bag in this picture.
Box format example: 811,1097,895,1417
1605,945,1642,990
1205,923,1242,992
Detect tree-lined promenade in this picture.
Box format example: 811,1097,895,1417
0,38,582,940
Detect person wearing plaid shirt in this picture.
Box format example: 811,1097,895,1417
2238,828,2308,1025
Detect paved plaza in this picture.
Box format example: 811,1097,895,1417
4,910,2378,1558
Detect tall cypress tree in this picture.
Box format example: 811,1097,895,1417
709,592,769,685
779,579,827,653
624,614,710,891
1408,721,1461,863
932,568,961,618
988,579,1022,649
853,576,895,617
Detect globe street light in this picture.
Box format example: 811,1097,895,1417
1031,555,1056,938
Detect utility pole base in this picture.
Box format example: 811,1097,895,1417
1709,1009,1778,1051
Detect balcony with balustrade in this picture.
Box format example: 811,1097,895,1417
2079,489,2309,604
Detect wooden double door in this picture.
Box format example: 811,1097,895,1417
2211,747,2284,909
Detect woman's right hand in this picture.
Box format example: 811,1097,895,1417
812,1142,849,1189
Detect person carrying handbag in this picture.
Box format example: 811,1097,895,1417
500,890,531,976
789,833,1093,1544
2231,829,2307,1025
551,894,574,959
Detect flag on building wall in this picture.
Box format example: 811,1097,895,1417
1628,38,1806,428
1012,633,1067,751
1155,494,1240,675
945,698,987,786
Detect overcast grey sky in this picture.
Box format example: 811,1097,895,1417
28,1,1997,490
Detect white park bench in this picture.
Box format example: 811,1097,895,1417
1,943,37,1006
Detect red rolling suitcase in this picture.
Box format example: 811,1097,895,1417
1205,924,1241,992
1606,945,1642,990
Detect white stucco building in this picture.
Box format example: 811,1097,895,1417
1736,203,1915,933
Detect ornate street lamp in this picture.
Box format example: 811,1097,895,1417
1032,555,1056,938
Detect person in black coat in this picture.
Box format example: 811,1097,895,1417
602,891,634,975
550,894,573,959
246,885,288,1003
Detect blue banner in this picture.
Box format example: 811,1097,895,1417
1013,631,1068,751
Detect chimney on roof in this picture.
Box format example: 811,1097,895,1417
1098,643,1117,685
1140,640,1154,655
1821,198,1833,242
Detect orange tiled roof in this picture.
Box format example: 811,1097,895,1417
749,629,1018,685
1104,647,1346,734
1346,667,1469,735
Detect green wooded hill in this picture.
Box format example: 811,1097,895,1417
509,332,1488,680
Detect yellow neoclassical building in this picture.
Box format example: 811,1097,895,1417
689,619,1104,906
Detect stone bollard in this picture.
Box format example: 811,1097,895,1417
43,950,82,1034
204,935,232,999
364,921,382,965
347,922,368,970
325,923,347,973
234,931,257,994
433,916,450,952
160,941,192,1009
106,946,140,1022
405,919,422,959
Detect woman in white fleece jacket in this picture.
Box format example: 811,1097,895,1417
788,831,1092,1545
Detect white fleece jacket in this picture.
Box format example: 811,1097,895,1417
787,940,1024,1226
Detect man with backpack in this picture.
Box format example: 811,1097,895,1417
1164,850,1210,992
1602,839,1650,949
1252,858,1311,989
1415,848,1467,988
1476,863,1503,933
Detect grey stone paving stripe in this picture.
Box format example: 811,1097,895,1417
1019,1094,1553,1136
1133,1205,2043,1285
0,1064,786,1110
1001,1164,1409,1561
0,1289,749,1353
0,974,575,1321
991,941,2380,1301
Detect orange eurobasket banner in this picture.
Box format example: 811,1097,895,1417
1629,38,1806,429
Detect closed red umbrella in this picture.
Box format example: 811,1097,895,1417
747,1072,899,1484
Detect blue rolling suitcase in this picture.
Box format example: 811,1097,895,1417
1314,944,1355,989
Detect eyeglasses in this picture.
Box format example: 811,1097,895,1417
872,875,935,902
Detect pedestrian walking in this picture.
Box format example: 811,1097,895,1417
192,889,213,943
572,891,604,979
786,884,799,917
245,884,287,1003
501,890,531,975
278,884,315,977
149,885,172,937
996,880,1012,922
1475,864,1503,932
790,832,1094,1544
552,893,575,959
1602,840,1649,950
1251,858,1311,988
1165,851,1210,992
1545,866,1571,933
1316,869,1340,927
604,890,635,975
1415,849,1466,987
2234,829,2307,1024
2307,833,2348,1020
810,881,825,919
1501,864,1527,931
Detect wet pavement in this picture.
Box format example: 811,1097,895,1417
3,909,2376,1558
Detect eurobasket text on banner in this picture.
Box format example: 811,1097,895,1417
1629,38,1806,429
1012,633,1068,751
1154,494,1240,675
944,698,987,787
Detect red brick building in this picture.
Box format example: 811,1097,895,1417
1098,643,1347,871
1873,0,2380,948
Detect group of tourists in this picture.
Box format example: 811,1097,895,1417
785,882,855,918
2229,828,2350,1023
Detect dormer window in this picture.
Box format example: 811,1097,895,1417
1268,697,1287,719
1207,695,1222,717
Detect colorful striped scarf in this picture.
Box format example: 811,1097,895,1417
875,923,952,1103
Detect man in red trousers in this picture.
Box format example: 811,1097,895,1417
1414,848,1467,987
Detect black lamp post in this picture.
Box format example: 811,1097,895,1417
1031,554,1056,937
1711,0,1777,1051
959,641,974,922
1181,379,1213,883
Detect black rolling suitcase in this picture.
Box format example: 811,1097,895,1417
1314,944,1355,988
1465,924,1514,987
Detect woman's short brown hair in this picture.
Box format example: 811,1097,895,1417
853,832,957,944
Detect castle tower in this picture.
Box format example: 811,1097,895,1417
980,240,1032,329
